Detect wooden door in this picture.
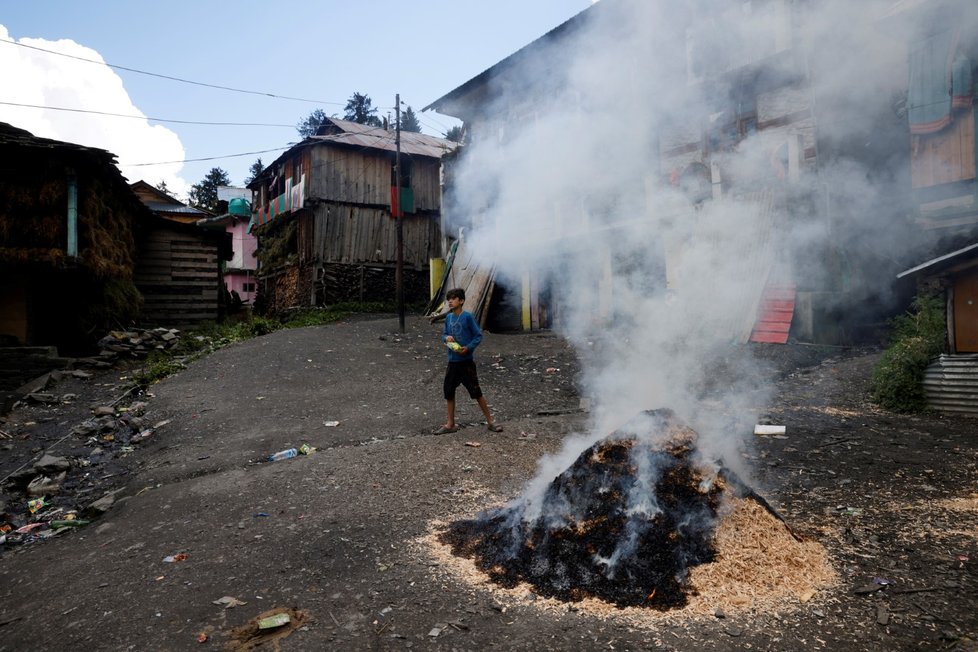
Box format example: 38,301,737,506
954,271,978,352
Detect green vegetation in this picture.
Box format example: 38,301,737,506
400,106,422,133
871,293,947,412
132,303,398,388
188,167,231,213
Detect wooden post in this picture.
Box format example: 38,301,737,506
395,94,405,333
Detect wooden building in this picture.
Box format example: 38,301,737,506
887,0,978,233
130,181,228,325
0,122,147,355
247,117,456,312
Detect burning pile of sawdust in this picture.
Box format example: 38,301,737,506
437,409,835,614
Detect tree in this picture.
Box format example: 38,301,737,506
296,108,329,138
400,106,422,133
155,180,173,197
188,167,231,213
244,158,264,185
444,125,464,143
344,92,382,127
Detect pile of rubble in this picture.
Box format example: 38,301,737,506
93,327,183,362
0,398,168,550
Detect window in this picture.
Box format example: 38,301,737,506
243,283,256,293
706,93,757,154
292,157,303,185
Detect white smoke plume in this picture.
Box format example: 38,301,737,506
442,0,973,515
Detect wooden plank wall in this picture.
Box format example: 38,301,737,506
427,237,496,326
316,262,428,304
912,110,977,188
134,226,221,325
309,147,442,211
313,204,441,269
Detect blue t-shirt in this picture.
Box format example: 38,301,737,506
443,310,482,362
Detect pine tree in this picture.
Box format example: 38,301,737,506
344,92,382,127
244,158,264,185
188,167,231,213
296,109,329,138
400,106,422,133
444,125,464,143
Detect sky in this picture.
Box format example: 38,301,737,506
0,0,593,199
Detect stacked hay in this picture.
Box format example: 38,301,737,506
1,125,148,349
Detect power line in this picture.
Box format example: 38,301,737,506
0,100,297,128
419,114,458,136
0,38,346,106
128,146,292,167
130,128,418,168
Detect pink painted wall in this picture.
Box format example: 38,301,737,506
225,271,257,303
227,219,257,271
223,217,258,303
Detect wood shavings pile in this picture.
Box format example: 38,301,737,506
683,497,837,615
423,495,837,622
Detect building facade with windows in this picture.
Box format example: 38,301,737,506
247,117,456,312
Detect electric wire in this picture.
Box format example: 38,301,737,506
0,100,298,128
128,146,293,167
1,35,457,170
0,38,345,106
2,31,466,174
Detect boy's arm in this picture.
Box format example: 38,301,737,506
463,313,482,351
443,316,450,342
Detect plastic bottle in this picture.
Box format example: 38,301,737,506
268,448,298,462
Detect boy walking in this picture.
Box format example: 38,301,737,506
435,288,503,434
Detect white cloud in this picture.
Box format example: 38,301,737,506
0,25,190,198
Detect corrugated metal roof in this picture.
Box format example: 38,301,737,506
896,242,978,279
923,354,978,415
250,117,457,189
311,117,457,159
144,201,209,215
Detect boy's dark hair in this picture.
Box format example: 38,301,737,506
446,288,466,301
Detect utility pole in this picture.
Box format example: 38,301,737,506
395,94,405,333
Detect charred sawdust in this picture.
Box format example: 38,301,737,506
423,409,837,623
421,494,837,626
438,414,725,610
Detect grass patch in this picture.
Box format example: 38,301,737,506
870,293,946,413
132,303,398,388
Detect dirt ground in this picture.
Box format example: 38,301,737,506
0,314,974,651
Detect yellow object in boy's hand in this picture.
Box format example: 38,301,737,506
446,341,463,352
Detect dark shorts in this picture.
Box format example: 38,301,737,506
444,360,483,400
